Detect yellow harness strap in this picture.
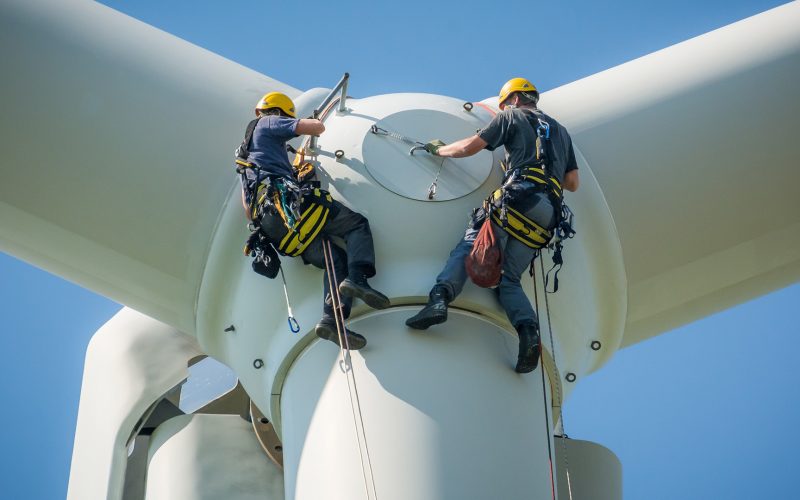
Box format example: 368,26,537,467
490,189,553,249
276,188,333,257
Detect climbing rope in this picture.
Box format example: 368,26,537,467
322,239,379,500
531,268,557,500
532,255,574,500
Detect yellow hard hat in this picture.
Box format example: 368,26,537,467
255,92,296,118
498,78,538,109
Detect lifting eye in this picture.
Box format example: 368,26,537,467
463,102,474,112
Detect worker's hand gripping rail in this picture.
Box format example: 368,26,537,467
308,73,350,152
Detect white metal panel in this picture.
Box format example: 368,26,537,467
67,308,202,500
554,438,622,500
281,309,561,500
145,414,283,500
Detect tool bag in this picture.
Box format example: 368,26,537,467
465,208,503,288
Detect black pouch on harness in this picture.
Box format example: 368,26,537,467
244,230,281,279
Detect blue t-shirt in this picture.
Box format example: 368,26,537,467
245,115,299,179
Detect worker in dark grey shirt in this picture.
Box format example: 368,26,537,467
239,92,390,350
406,78,579,373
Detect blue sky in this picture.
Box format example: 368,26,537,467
0,1,795,499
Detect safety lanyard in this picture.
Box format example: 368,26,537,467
369,124,447,200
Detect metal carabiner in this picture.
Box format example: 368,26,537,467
287,315,300,333
370,124,388,135
427,182,437,200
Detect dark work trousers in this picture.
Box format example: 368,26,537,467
435,189,556,329
297,200,377,320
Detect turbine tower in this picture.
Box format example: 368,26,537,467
1,1,798,498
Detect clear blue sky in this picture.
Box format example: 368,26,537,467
0,1,795,499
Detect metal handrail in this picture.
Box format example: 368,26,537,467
309,72,349,151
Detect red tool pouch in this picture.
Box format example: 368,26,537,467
465,220,503,288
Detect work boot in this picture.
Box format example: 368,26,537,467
315,317,367,350
405,285,450,330
515,323,541,373
338,274,390,310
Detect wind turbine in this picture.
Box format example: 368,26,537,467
1,1,798,499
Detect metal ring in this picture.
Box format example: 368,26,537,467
334,149,345,159
463,102,474,111
590,340,602,351
565,372,577,383
253,359,264,369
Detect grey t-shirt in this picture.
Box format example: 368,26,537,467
478,107,577,184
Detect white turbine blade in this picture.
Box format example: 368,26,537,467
544,2,800,346
0,0,297,332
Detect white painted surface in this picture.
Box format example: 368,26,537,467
67,308,202,500
554,438,622,500
281,309,559,500
362,107,494,201
145,414,284,500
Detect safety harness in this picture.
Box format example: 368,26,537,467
235,118,333,258
487,110,576,292
489,114,564,249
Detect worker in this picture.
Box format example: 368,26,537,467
237,92,390,350
405,78,579,373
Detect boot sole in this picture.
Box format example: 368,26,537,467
338,280,390,310
405,310,447,330
315,322,367,350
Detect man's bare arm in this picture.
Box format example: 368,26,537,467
436,134,488,158
295,119,325,136
563,169,579,192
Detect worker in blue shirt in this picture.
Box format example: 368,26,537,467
238,92,390,349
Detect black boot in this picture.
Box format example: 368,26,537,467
515,323,541,373
405,285,450,330
338,274,390,310
315,316,367,350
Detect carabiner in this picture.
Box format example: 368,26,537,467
288,316,300,333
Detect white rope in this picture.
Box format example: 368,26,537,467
537,256,574,500
322,240,379,500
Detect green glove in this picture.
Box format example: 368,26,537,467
424,139,446,155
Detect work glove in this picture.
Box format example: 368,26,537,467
424,139,446,156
